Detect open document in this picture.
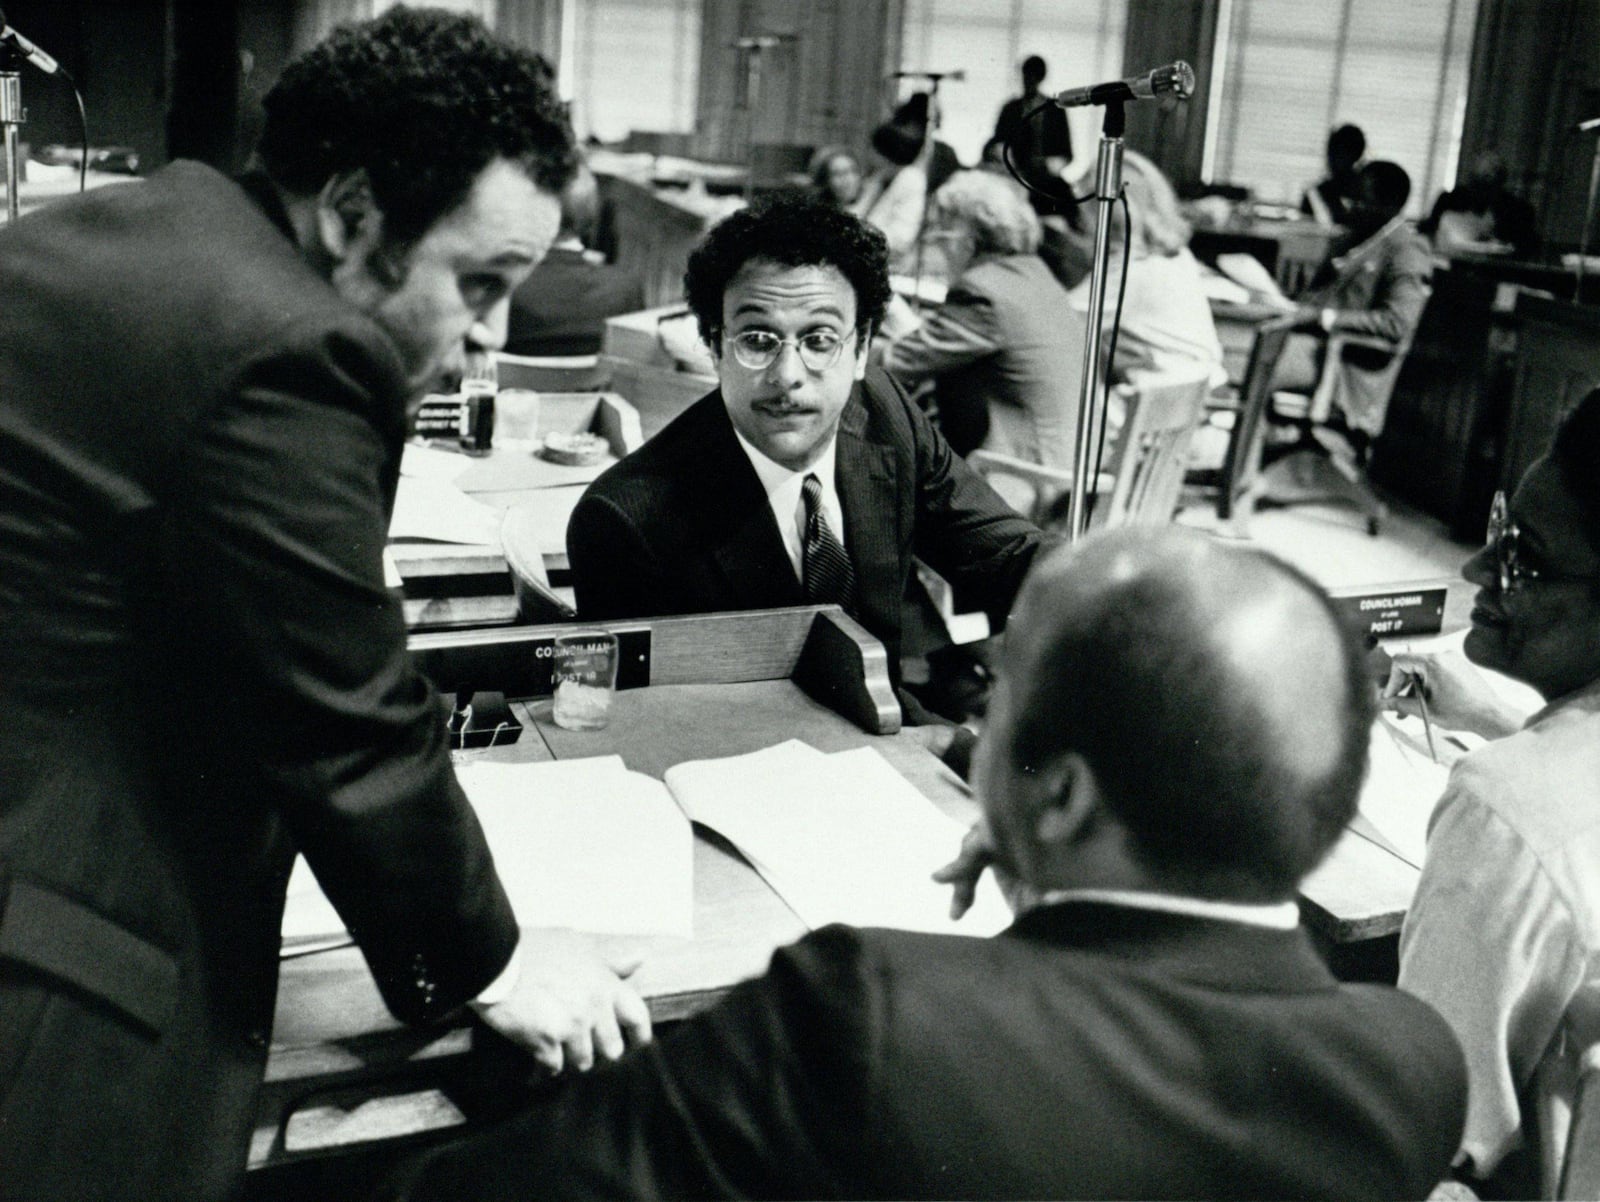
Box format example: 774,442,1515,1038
282,756,694,951
1352,717,1451,869
664,740,1013,937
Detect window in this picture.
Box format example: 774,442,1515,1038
899,0,1126,169
1207,0,1478,212
563,0,702,142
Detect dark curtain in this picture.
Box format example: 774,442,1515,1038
1119,0,1218,193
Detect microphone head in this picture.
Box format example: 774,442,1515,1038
1156,61,1196,100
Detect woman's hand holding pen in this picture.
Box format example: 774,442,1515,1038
1380,649,1523,743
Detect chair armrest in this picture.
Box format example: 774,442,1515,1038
968,449,1079,490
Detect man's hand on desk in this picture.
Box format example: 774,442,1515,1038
470,929,652,1076
1380,649,1525,742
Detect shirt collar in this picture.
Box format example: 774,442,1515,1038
731,427,839,496
1021,887,1300,930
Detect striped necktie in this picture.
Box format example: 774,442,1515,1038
801,473,855,612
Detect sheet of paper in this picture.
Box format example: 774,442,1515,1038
665,740,1012,938
1214,252,1294,308
388,475,503,545
400,441,474,482
1356,717,1451,868
282,755,693,947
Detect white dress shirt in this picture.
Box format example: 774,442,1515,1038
1024,887,1301,930
732,429,845,583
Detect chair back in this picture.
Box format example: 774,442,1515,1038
1539,985,1600,1199
1217,316,1296,520
1096,369,1213,527
495,351,609,393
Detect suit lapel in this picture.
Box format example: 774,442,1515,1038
835,386,901,622
697,397,806,607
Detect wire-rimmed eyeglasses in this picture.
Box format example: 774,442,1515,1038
724,328,856,373
1485,490,1592,594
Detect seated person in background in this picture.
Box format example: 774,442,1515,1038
399,527,1468,1202
807,144,864,209
567,194,1049,710
894,91,963,196
994,54,1074,217
1068,149,1226,389
1273,160,1432,446
1388,390,1600,1199
852,118,928,275
879,169,1085,465
1301,122,1366,226
1420,149,1538,257
505,162,645,356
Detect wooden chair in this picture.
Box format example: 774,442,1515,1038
1537,986,1600,1199
969,370,1213,530
494,351,609,392
1185,316,1297,535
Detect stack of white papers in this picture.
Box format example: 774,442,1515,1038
665,741,1012,937
282,756,694,948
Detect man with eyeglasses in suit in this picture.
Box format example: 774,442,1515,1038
1386,388,1600,1198
566,193,1050,721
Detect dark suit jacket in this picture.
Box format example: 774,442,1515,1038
404,902,1468,1200
566,367,1048,671
0,163,517,1201
504,244,645,357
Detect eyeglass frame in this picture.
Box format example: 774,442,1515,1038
1485,490,1596,594
717,326,860,373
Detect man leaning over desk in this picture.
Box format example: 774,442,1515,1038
398,527,1467,1201
565,193,1052,715
0,12,646,1201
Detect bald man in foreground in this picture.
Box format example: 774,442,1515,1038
397,529,1467,1201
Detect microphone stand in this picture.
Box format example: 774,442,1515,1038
1063,99,1126,540
740,43,764,203
1,40,25,224
897,70,960,308
1576,123,1600,302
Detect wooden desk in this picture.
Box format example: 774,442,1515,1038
256,587,1456,1168
599,306,717,439
1191,218,1337,298
392,392,641,627
590,153,743,308
255,607,926,1170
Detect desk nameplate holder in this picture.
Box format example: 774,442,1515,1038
1331,586,1448,641
412,623,652,699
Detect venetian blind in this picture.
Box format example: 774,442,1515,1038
564,0,702,142
1210,0,1478,212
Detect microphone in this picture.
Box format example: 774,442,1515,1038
1576,116,1600,134
0,7,60,75
891,69,966,82
1053,61,1194,108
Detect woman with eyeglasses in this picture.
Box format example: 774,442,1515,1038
1383,388,1600,1200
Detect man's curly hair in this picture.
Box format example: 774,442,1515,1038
684,193,892,345
258,6,575,247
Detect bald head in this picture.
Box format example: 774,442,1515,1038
990,528,1373,902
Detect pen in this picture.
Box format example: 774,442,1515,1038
1409,671,1439,764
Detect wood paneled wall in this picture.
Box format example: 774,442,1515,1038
693,0,903,164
